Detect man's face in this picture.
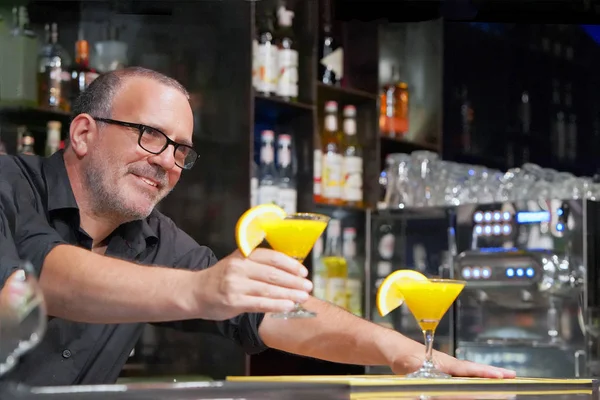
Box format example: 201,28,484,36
82,77,194,222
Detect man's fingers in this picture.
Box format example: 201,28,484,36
248,248,308,277
1,271,30,307
240,296,296,314
244,280,309,304
245,259,312,293
446,359,516,379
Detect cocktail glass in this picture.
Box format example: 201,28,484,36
261,212,330,319
0,261,47,377
395,278,466,379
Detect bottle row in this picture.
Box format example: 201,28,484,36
1,6,129,110
252,2,299,100
311,218,363,317
252,99,365,212
314,101,364,207
0,121,63,157
251,130,297,214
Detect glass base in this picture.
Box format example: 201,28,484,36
405,361,451,379
271,306,316,319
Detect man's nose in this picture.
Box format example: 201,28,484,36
150,145,176,170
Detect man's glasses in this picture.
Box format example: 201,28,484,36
92,117,199,170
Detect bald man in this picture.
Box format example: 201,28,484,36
0,67,515,386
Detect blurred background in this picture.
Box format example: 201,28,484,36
2,0,600,383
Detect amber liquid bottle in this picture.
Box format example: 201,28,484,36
379,65,409,138
68,30,99,107
37,23,70,111
320,101,344,206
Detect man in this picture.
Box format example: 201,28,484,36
0,67,515,386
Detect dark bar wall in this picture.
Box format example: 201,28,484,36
3,0,600,383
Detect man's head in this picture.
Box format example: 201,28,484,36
66,67,195,223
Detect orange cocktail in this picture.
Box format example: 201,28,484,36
261,217,328,262
396,278,466,379
398,279,465,331
261,213,329,319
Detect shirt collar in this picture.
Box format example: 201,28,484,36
43,150,78,213
43,150,158,245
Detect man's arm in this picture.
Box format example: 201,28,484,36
40,244,202,323
1,156,311,325
258,297,516,378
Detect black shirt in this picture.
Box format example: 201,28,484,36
0,151,267,386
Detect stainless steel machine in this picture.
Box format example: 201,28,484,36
452,199,598,377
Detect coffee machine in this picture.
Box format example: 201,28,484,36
452,199,599,377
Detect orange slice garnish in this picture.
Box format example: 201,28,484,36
376,269,428,316
235,204,287,257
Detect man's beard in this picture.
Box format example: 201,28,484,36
82,155,165,223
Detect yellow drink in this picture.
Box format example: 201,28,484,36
322,256,348,307
396,279,465,331
262,219,328,262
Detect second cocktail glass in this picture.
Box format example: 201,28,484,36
261,212,330,319
395,278,466,379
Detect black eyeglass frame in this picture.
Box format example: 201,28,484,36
92,117,199,170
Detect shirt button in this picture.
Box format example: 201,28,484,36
62,350,72,359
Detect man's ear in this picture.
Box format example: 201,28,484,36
69,114,97,157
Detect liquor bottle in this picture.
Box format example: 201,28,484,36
319,0,342,85
258,130,279,206
18,126,35,155
276,134,297,214
322,219,347,308
275,4,298,101
37,23,69,110
321,101,344,205
252,29,259,91
344,227,362,317
68,28,99,107
379,65,409,138
250,160,259,207
313,140,322,203
255,10,277,96
45,121,61,157
311,236,326,300
0,6,37,106
342,105,363,207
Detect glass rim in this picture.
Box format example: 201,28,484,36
428,278,466,284
284,212,331,222
397,278,467,285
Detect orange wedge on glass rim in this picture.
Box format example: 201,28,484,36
235,204,287,257
376,269,428,317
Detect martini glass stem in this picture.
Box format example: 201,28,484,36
423,329,435,368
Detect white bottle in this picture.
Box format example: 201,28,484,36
276,134,297,214
344,227,363,317
258,130,279,205
311,236,326,300
275,6,298,99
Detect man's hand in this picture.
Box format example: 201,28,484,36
194,248,313,321
393,349,516,379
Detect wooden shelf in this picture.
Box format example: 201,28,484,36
0,105,71,121
380,136,440,153
313,201,368,213
254,93,314,110
254,93,314,123
316,82,378,104
373,206,450,221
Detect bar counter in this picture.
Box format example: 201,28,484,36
1,376,598,400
